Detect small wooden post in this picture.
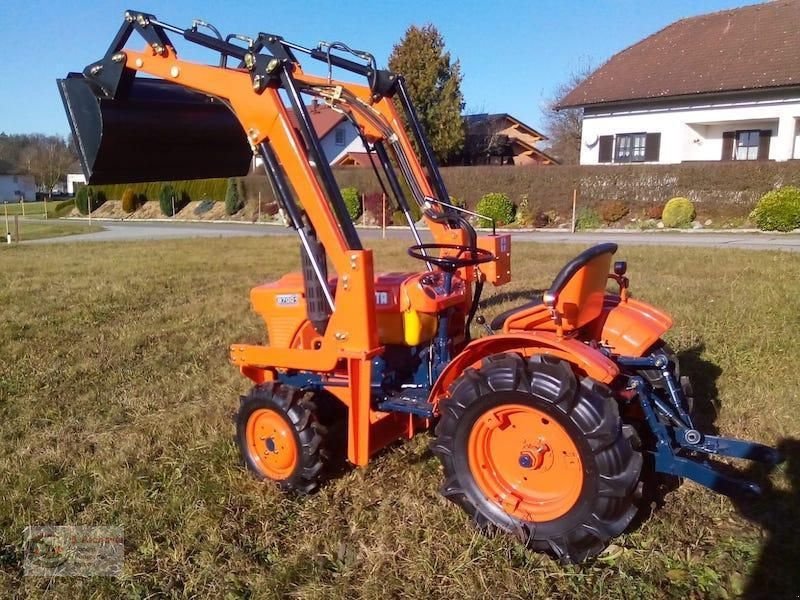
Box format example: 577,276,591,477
571,188,577,233
14,214,19,243
20,198,25,217
4,203,10,243
44,196,48,220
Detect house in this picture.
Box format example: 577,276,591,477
295,101,367,165
66,173,86,195
559,1,800,165
457,113,558,165
0,161,36,202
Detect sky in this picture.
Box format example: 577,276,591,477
0,0,764,137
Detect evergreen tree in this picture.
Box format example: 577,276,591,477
388,25,465,163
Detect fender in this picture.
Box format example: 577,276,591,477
430,331,619,405
594,296,674,357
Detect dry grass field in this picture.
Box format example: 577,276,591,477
1,237,798,598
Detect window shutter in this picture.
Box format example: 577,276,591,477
757,130,771,161
721,132,735,161
644,133,661,162
598,135,613,163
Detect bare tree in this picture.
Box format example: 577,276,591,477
543,65,593,165
23,135,75,198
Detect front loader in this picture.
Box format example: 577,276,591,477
60,10,783,563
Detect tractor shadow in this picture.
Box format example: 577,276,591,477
676,344,722,435
735,438,800,599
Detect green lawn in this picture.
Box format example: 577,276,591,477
0,238,798,598
1,199,75,220
0,220,102,242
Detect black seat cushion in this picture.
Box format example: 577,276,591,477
490,296,543,330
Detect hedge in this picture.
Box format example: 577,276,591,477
76,160,800,224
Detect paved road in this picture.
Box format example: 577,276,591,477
28,218,800,251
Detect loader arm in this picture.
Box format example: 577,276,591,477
59,10,504,466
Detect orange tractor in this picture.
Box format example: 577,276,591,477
60,11,782,562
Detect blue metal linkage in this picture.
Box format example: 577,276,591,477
628,375,782,499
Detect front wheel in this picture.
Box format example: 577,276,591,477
432,353,642,563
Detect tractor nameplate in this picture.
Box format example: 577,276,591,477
276,294,299,306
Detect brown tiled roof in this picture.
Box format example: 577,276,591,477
558,0,800,108
287,102,346,138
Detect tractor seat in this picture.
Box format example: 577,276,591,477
490,243,618,332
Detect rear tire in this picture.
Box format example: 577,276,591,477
432,353,642,563
236,383,324,493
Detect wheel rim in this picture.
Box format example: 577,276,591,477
468,403,583,522
245,408,298,480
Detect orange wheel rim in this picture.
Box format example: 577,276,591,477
245,409,298,480
468,403,583,522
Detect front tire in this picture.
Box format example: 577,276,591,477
236,383,324,493
432,353,642,563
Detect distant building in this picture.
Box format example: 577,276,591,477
0,161,36,202
291,101,367,165
559,1,800,165
67,173,86,195
456,113,558,166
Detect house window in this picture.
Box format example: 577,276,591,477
334,127,346,146
735,130,760,160
722,129,770,161
615,133,646,163
599,132,660,163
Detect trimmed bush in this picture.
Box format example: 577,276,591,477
225,178,243,216
749,186,800,232
341,187,361,221
645,203,665,220
575,207,602,230
476,192,515,227
363,192,391,225
449,196,465,209
599,200,629,224
121,187,137,213
160,184,177,216
75,187,89,215
194,199,215,215
662,197,696,228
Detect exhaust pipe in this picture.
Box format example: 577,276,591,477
58,73,252,185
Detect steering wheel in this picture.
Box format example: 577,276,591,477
407,243,495,272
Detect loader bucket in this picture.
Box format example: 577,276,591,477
57,73,252,185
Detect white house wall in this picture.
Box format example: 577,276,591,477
0,175,36,202
320,122,367,164
581,94,800,164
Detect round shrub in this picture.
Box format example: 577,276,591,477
121,187,137,213
476,192,515,227
340,187,361,220
749,187,800,232
599,200,629,224
662,197,696,228
225,178,243,216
